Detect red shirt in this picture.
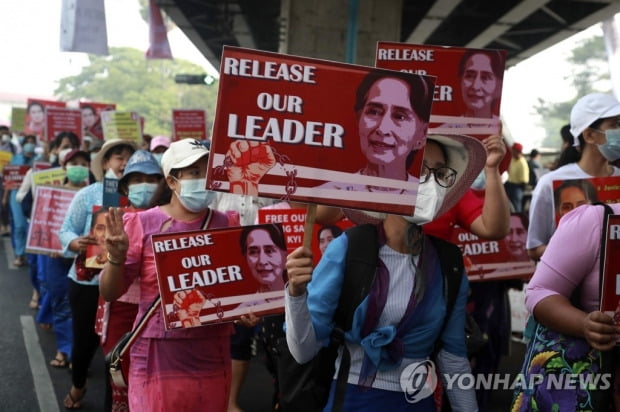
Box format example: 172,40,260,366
423,189,484,241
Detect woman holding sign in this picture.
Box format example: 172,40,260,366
285,134,484,411
100,139,253,411
512,202,620,410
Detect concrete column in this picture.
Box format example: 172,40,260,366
279,0,402,66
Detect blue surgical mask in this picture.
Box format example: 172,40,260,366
152,153,163,166
66,165,90,184
598,129,620,162
173,178,211,213
128,182,158,209
23,142,35,154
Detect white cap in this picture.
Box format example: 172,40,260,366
570,93,620,146
160,138,209,177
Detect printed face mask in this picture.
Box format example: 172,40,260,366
403,179,447,225
128,182,159,209
66,165,89,184
173,178,212,213
598,129,620,162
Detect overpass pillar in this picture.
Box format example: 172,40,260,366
278,0,402,66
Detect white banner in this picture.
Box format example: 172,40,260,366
60,0,109,55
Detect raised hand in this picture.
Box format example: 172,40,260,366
105,207,128,263
482,134,506,169
286,246,314,297
226,141,276,196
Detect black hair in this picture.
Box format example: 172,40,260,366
556,124,582,168
354,69,434,122
90,207,108,230
317,225,343,243
104,144,135,161
239,224,286,255
53,131,80,150
426,138,449,165
23,135,37,145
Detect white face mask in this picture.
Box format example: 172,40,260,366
105,168,119,179
404,179,447,225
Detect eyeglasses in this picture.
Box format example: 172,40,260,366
420,164,457,188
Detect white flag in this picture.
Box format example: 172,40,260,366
60,0,109,55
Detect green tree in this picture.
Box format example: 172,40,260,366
54,47,218,137
534,35,610,149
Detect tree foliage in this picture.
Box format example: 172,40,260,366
535,35,610,149
54,47,218,137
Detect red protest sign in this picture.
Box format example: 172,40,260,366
153,223,287,330
207,46,437,216
552,176,620,226
2,165,30,190
25,98,66,141
450,214,535,281
46,107,82,143
26,186,78,254
376,43,506,136
80,102,116,141
173,109,208,141
257,207,354,265
599,215,620,335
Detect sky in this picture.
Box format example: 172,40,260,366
0,0,612,152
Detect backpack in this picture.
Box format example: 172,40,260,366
278,224,482,412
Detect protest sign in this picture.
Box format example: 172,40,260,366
207,46,437,216
375,42,506,136
2,165,29,190
0,151,13,173
103,177,128,207
153,223,287,330
375,43,511,173
101,111,142,144
599,214,620,339
32,167,66,189
449,213,535,281
173,109,208,141
257,207,353,264
26,186,77,254
46,107,82,142
552,176,620,225
25,98,67,141
11,107,26,133
80,102,116,141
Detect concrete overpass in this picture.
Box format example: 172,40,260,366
156,0,620,70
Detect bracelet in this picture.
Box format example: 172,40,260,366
106,252,125,266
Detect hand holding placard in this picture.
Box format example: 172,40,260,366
226,141,276,195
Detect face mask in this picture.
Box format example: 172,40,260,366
471,170,486,191
66,165,89,184
598,129,620,162
49,154,58,164
128,182,158,209
1,134,10,143
23,143,35,154
152,153,163,166
173,178,210,213
105,168,119,179
404,179,447,225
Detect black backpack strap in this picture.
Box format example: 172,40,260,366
330,223,379,412
429,235,464,356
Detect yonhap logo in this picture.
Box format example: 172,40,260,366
399,360,438,403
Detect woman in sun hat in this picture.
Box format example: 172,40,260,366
285,134,485,411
